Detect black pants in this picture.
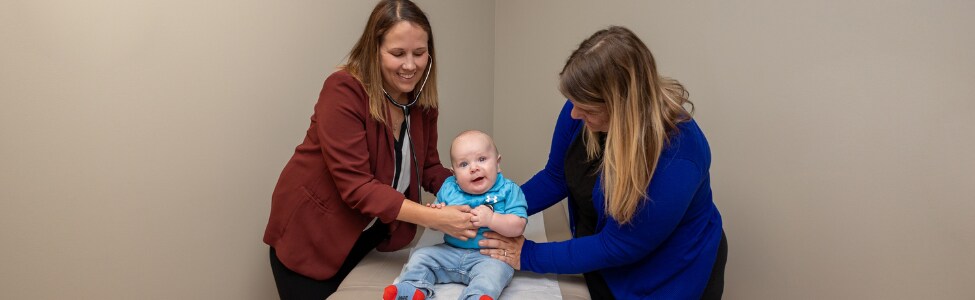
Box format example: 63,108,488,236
700,230,729,300
269,223,389,300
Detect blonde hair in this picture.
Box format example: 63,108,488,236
559,26,694,224
342,0,439,124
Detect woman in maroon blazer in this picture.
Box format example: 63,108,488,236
263,1,476,299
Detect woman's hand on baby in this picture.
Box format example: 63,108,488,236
479,232,525,270
430,205,478,240
425,202,446,209
423,202,447,232
470,205,495,227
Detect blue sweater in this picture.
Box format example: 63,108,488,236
520,100,723,299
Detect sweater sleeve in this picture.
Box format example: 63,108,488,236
317,73,405,223
521,158,704,274
521,100,578,216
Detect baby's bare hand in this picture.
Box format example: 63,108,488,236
471,205,495,227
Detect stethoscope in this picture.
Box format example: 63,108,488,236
381,54,432,202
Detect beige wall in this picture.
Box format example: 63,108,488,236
0,0,492,298
494,1,975,299
3,0,974,299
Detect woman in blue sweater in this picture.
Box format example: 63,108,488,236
479,26,727,299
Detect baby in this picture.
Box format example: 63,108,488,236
384,130,528,300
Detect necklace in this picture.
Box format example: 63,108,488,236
389,106,405,137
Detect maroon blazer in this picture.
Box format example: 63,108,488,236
263,71,452,280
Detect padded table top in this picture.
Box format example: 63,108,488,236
328,203,590,300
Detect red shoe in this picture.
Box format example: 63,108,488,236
479,296,493,300
382,284,425,300
382,285,398,300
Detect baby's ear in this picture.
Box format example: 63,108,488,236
496,154,502,172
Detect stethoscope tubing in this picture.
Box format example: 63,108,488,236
381,55,432,202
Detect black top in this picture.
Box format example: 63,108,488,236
564,130,615,300
392,118,408,190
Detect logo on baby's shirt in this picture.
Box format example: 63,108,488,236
483,195,500,211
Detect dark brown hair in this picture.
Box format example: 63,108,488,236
343,0,438,123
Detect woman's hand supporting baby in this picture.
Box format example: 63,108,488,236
400,201,477,241
479,232,525,270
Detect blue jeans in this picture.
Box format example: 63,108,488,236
396,243,514,299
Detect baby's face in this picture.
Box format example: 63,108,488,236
450,134,499,195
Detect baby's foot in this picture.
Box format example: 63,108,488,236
382,283,425,300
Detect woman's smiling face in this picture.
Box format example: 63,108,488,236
379,21,429,102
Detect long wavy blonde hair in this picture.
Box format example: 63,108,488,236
342,0,439,124
559,26,694,224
